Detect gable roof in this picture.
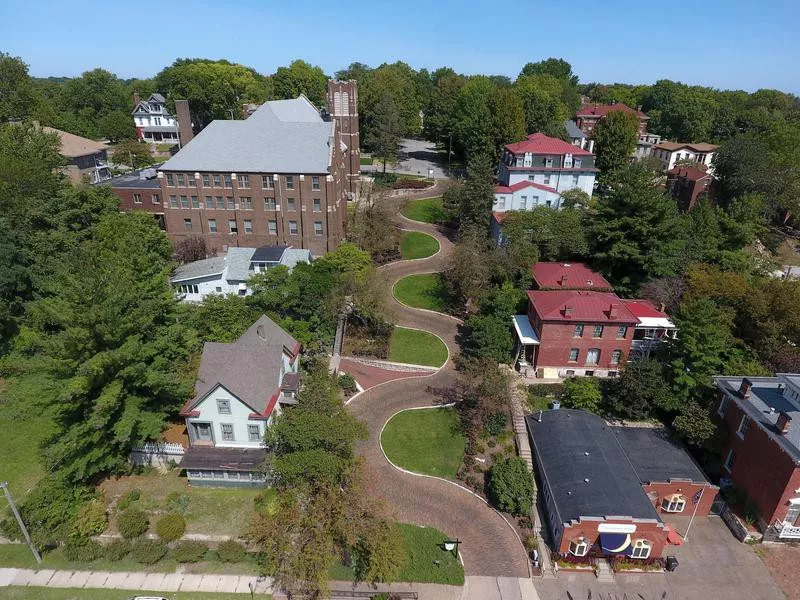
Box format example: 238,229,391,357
495,180,560,195
620,299,675,329
159,96,334,174
149,93,166,103
668,166,713,181
42,126,107,158
505,133,594,157
187,315,300,417
564,120,587,140
528,290,639,324
654,142,718,153
576,103,647,119
532,262,613,291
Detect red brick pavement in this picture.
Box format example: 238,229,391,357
346,211,530,578
339,358,428,391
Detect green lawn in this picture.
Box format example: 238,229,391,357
0,588,268,599
388,327,447,368
329,523,464,585
381,408,465,478
393,273,456,313
400,197,446,224
359,156,373,166
400,231,440,260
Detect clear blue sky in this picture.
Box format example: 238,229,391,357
2,0,798,94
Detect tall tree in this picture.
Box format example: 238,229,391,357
273,59,329,105
591,110,639,174
0,53,38,121
363,92,402,173
515,74,570,137
519,58,578,87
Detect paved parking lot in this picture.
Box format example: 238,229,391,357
534,516,784,600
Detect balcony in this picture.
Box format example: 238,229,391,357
772,520,800,539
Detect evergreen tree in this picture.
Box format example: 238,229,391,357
592,110,640,174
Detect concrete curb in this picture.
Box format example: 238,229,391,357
387,230,442,264
391,272,464,323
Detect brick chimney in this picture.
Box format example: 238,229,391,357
562,305,573,318
608,304,618,319
134,92,140,106
559,275,568,287
777,411,792,435
739,378,752,400
175,100,194,146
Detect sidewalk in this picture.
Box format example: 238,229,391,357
0,568,538,599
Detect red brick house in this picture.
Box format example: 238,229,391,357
714,374,800,540
575,102,650,136
666,166,716,211
513,263,676,378
527,410,716,561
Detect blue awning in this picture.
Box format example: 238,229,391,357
600,533,633,556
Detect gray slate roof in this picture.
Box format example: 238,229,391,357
192,315,299,415
226,247,257,281
150,93,166,103
611,426,708,484
281,248,312,270
527,410,660,524
565,120,587,140
715,375,800,462
171,256,225,282
104,169,162,189
159,96,334,174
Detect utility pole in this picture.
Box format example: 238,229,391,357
0,482,41,564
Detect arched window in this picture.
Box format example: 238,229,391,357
631,539,651,559
661,493,686,513
569,537,589,557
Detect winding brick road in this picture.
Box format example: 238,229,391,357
347,199,530,578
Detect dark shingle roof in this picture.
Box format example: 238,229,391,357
179,446,266,471
190,315,298,415
527,410,660,524
251,245,288,262
611,426,708,484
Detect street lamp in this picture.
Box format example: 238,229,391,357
443,538,460,558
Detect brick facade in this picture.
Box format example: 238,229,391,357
327,80,360,197
717,391,800,527
644,480,717,518
557,518,668,558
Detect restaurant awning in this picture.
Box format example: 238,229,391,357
600,533,634,556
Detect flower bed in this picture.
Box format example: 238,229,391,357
608,555,665,572
392,179,433,190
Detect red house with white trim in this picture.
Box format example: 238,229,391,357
178,315,301,486
575,102,650,137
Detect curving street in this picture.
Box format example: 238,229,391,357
346,200,530,578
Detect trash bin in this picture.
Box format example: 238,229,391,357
665,556,679,572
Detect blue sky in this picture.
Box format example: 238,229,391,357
2,0,798,93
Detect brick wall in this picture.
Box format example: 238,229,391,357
529,311,634,373
643,480,718,517
718,393,800,526
557,519,668,558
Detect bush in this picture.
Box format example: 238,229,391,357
485,412,508,437
63,538,104,562
562,377,602,413
131,538,168,564
338,373,358,395
172,540,209,563
156,513,186,542
117,509,149,539
216,539,246,563
392,179,431,189
487,457,534,516
71,498,108,538
106,538,132,561
117,489,141,511
166,491,190,514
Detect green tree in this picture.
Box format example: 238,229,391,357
453,152,495,231
273,59,329,105
112,139,156,169
603,359,671,420
0,53,38,121
364,92,402,173
592,110,639,173
361,62,423,141
99,109,136,142
589,164,686,292
486,457,533,515
519,58,578,87
515,74,571,136
423,70,465,145
562,377,602,413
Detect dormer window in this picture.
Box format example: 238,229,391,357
661,493,686,513
545,157,553,168
569,537,589,557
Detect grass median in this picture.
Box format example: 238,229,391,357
393,273,456,313
400,231,440,260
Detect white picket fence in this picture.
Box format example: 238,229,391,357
130,441,185,471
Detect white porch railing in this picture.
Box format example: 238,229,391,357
131,441,185,455
774,521,800,539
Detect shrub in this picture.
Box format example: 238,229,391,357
392,179,430,189
487,439,497,449
338,373,358,395
156,513,186,542
117,509,149,539
487,457,534,516
117,489,141,511
254,492,278,516
172,540,209,563
485,412,508,437
71,498,108,538
131,538,168,564
165,491,190,514
63,538,104,562
562,377,602,413
106,538,132,561
476,442,486,454
216,539,246,563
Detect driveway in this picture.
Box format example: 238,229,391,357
534,516,784,600
364,139,450,179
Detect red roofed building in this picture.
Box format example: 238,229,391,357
575,102,650,136
532,262,613,291
512,264,677,377
493,133,597,216
666,166,716,211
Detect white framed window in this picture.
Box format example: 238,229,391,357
221,423,235,442
188,173,195,186
285,175,294,190
240,197,252,210
519,196,527,210
287,198,296,211
569,348,579,362
191,196,199,209
244,219,253,234
574,324,584,337
569,538,589,557
717,396,728,417
224,174,232,188
313,198,321,212
586,348,600,365
226,197,234,209
737,415,750,439
183,218,192,231
572,175,580,186
268,219,277,234
166,174,175,187
213,174,221,187
227,470,239,481
496,196,505,209
631,540,651,559
203,174,210,186
180,195,189,208
248,424,261,442
610,349,622,364
133,193,142,204
528,175,535,181
723,448,735,473
312,176,320,191
262,175,273,189
617,325,628,339
545,157,553,168
217,399,231,414
288,220,298,235
169,195,178,208
593,324,604,338
574,158,582,168
314,221,323,236
785,505,800,525
151,194,160,204
544,174,551,184
264,198,276,210
228,219,238,233
177,173,185,186
661,494,686,513
237,174,250,189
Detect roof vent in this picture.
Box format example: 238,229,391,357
584,451,590,456
256,325,266,340
584,478,590,484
